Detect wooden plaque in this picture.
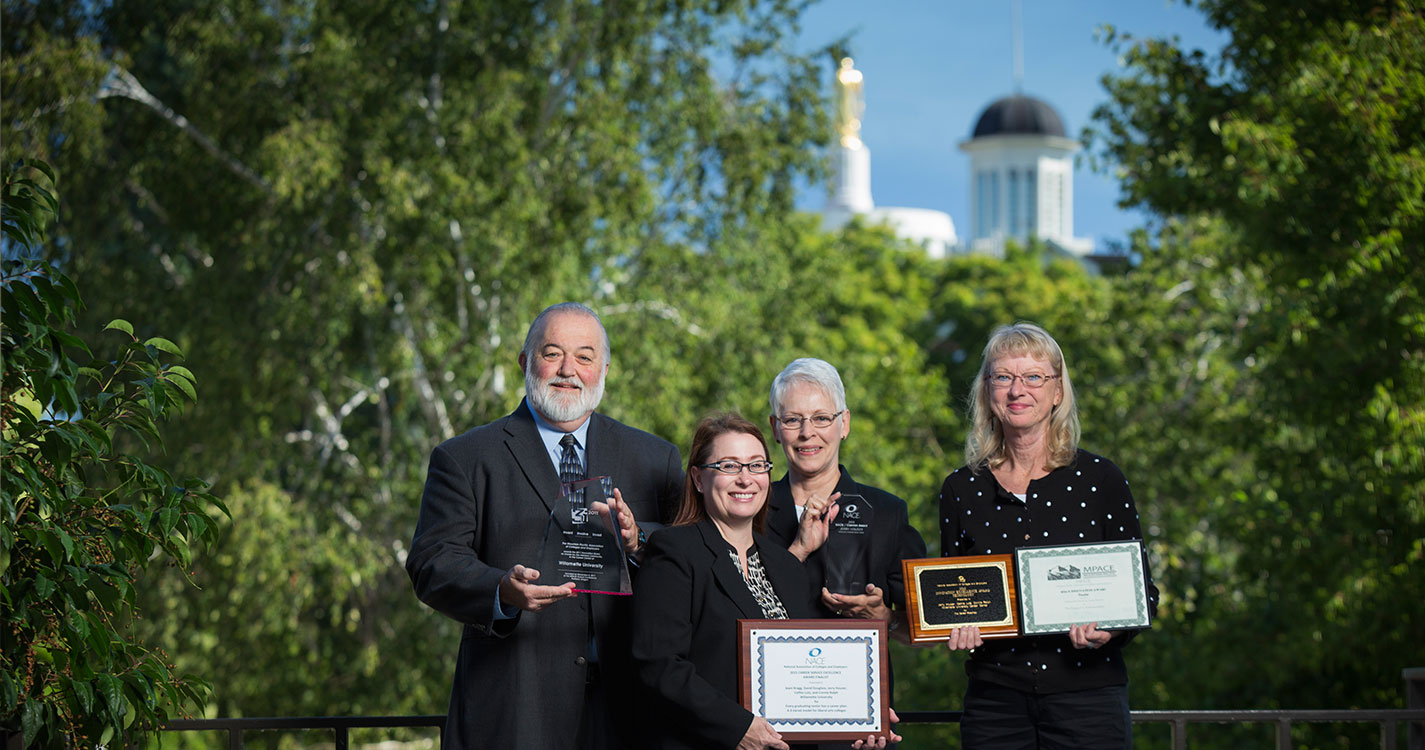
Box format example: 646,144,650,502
901,555,1019,643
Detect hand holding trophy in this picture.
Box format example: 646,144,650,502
536,476,632,595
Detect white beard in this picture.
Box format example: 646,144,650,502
526,368,605,424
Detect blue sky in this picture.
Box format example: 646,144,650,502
793,0,1227,251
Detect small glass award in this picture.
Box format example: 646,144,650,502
536,476,632,595
823,494,873,595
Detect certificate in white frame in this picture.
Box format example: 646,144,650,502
1015,540,1152,635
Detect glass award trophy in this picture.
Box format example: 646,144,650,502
822,494,873,595
536,476,632,595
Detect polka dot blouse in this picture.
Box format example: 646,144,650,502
937,449,1160,694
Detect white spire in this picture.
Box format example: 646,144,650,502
820,57,957,257
825,58,874,214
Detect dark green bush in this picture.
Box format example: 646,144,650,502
2,160,226,748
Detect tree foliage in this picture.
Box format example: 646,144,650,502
5,0,1423,747
1,0,959,723
1088,0,1425,735
1,161,225,748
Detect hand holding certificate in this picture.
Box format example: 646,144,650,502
737,619,894,743
1015,540,1152,635
901,541,1152,642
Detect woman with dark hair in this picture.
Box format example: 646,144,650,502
632,413,898,750
940,322,1158,750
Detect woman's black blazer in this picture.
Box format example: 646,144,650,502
631,519,818,750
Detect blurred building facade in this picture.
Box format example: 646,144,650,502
959,94,1094,260
821,60,1102,268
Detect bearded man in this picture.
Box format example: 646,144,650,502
407,302,683,750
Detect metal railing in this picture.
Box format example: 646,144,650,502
161,715,444,750
901,709,1425,750
161,708,1425,750
1132,709,1424,750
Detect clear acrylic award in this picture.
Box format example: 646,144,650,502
823,494,873,595
536,475,632,595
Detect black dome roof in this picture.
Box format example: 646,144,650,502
971,95,1067,138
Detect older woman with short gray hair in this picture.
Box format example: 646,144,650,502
763,357,926,638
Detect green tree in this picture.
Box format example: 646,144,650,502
1092,220,1269,730
2,0,965,724
1088,0,1425,740
1,160,225,747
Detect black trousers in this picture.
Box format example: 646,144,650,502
960,680,1132,750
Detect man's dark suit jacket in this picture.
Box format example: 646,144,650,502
765,466,927,619
406,399,682,750
631,520,818,750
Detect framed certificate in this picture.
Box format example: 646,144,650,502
901,555,1019,643
1015,540,1152,635
737,619,890,742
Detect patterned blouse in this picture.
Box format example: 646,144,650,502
938,448,1159,693
727,549,789,619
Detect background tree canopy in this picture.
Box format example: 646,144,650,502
3,0,1421,747
1086,0,1425,723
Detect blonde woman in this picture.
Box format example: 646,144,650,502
940,323,1158,750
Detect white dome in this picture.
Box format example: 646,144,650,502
869,207,958,259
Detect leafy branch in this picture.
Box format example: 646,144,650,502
1,160,227,748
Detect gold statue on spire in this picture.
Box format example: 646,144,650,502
835,57,865,149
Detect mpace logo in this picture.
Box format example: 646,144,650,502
805,647,827,665
569,507,591,524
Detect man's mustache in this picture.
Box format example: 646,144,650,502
545,376,582,391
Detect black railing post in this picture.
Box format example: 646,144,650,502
228,727,242,750
1406,667,1425,750
1276,717,1293,750
1171,717,1187,750
1383,719,1399,750
335,726,348,750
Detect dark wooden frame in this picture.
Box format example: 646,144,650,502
736,618,891,742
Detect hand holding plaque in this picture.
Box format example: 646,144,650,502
901,555,1019,643
901,542,1152,643
536,476,632,595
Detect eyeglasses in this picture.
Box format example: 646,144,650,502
698,459,775,475
773,411,844,430
986,372,1058,389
